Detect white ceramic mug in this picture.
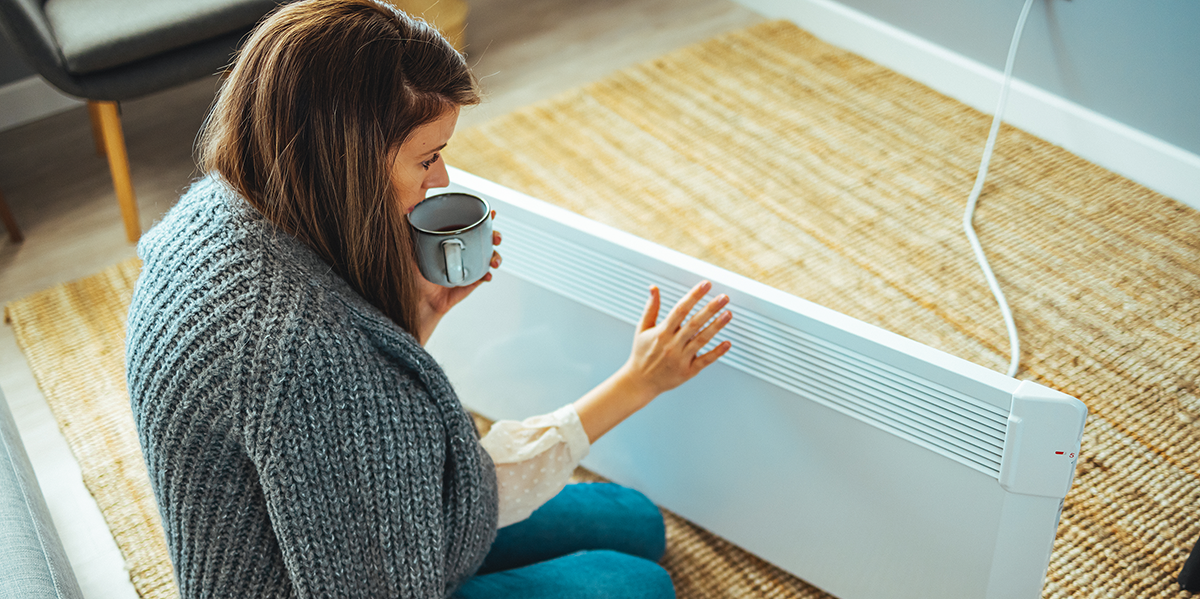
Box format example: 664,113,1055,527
408,192,493,287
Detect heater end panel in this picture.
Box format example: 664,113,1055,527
999,382,1088,499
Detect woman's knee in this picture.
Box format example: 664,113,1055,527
479,482,667,576
562,482,667,561
580,550,675,598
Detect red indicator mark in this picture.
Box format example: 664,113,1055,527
1055,451,1064,455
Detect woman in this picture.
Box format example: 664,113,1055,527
125,1,733,597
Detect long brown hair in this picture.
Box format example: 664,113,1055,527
200,0,479,337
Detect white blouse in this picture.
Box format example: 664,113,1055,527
479,404,591,528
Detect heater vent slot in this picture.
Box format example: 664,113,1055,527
500,219,1009,478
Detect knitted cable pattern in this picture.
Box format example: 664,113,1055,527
125,176,498,598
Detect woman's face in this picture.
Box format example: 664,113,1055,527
391,106,461,214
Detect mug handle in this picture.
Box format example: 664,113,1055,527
442,238,466,285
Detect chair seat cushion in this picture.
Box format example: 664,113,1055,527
44,0,280,75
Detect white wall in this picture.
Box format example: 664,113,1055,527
835,0,1200,156
730,0,1200,210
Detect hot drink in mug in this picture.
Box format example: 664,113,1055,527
408,192,493,287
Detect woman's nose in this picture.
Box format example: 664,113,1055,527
423,158,450,189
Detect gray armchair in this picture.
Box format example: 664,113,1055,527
0,385,83,599
0,0,284,242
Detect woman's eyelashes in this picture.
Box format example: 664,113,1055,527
421,153,441,170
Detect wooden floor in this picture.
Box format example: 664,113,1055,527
0,1,763,596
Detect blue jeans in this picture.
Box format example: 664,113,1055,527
455,482,675,599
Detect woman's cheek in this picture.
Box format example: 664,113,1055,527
392,174,424,213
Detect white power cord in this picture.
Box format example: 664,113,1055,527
963,0,1037,377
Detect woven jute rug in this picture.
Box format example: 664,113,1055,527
6,18,1199,599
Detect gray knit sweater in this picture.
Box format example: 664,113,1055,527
125,176,498,598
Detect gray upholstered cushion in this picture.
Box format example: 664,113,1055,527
0,387,84,599
44,0,279,74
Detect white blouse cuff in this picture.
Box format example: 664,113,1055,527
482,403,590,465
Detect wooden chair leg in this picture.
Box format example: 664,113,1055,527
90,101,141,243
87,101,106,157
0,188,23,244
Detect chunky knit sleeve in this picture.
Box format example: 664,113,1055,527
241,299,455,598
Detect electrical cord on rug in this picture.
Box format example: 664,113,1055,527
963,0,1037,377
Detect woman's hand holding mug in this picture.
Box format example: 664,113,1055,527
412,206,501,345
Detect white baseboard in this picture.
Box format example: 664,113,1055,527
0,76,84,132
732,0,1200,211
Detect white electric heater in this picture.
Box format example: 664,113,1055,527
428,167,1087,599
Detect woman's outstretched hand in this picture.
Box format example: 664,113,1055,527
626,280,732,396
573,280,733,443
415,211,501,345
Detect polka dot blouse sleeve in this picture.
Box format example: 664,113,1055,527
479,404,591,528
